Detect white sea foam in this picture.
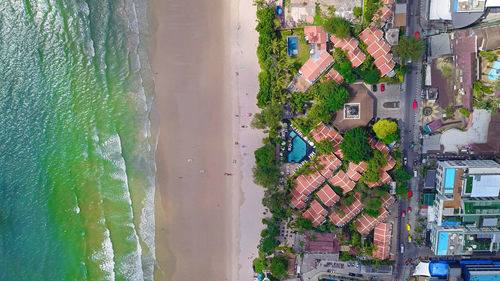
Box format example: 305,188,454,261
91,228,116,280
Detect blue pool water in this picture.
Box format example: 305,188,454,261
488,61,500,81
444,168,456,189
288,135,306,162
437,232,449,255
290,131,297,138
287,36,299,56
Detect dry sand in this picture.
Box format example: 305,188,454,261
151,0,263,279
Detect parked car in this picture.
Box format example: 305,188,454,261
380,84,385,91
407,207,412,213
401,210,406,217
408,190,413,197
372,84,377,92
403,157,408,166
400,243,405,253
407,224,411,231
406,258,413,265
415,31,420,39
349,273,356,277
413,99,418,109
409,141,415,148
408,235,412,242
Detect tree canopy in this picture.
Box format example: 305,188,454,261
393,37,425,61
251,103,284,137
306,80,350,124
253,144,281,188
260,236,278,253
340,127,373,163
270,256,288,277
361,150,387,183
323,16,351,39
316,139,335,155
373,119,398,144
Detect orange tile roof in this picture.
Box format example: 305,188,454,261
326,68,344,83
382,154,396,171
373,223,391,259
346,168,362,182
310,123,343,144
359,25,395,77
304,26,327,44
329,170,356,194
348,162,367,173
303,199,328,227
295,171,325,195
381,193,395,208
366,170,392,188
298,51,334,84
329,192,364,226
330,35,366,67
317,185,340,207
373,5,393,23
354,208,389,235
291,196,307,209
316,154,342,178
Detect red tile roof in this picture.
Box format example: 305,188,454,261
310,123,343,144
326,68,344,83
295,171,325,195
366,170,392,188
329,192,364,226
359,25,395,77
304,26,327,44
330,35,366,67
382,154,396,171
373,223,391,259
382,0,394,4
381,193,395,208
329,170,356,194
346,168,362,182
291,196,307,209
303,199,328,227
316,154,342,178
354,208,389,235
298,51,334,84
348,162,367,173
373,5,393,24
317,185,340,207
305,231,340,253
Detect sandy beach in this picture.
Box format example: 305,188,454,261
151,0,263,279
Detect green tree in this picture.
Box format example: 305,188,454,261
361,150,387,183
323,16,351,39
333,47,346,62
340,127,374,163
332,186,344,196
393,37,425,61
251,103,284,137
260,236,278,253
316,139,335,155
253,144,280,188
270,256,288,277
296,216,314,230
334,60,357,83
363,0,382,26
289,93,309,113
479,50,495,62
253,257,267,274
373,119,398,144
393,167,411,183
353,7,363,18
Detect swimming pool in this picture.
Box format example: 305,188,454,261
488,61,500,81
437,232,449,255
288,133,306,163
287,36,299,56
444,168,456,189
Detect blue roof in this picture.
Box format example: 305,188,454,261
430,262,449,277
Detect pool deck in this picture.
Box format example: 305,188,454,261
283,120,316,166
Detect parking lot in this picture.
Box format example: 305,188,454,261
369,82,403,119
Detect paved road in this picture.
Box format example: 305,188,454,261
394,0,425,280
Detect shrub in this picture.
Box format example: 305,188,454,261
459,108,471,117
353,7,363,18
260,236,278,253
393,37,425,61
270,256,288,277
323,16,351,39
316,139,335,155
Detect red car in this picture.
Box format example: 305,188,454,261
401,210,406,217
413,99,418,109
408,190,413,197
415,31,420,39
380,84,385,91
407,207,412,213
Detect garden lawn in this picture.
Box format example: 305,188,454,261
281,29,310,68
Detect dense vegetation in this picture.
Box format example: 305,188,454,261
340,127,374,163
323,16,351,39
253,142,281,188
361,150,387,184
393,37,425,61
372,119,399,144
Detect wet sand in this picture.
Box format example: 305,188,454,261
151,0,233,279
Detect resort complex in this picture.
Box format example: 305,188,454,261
250,0,500,281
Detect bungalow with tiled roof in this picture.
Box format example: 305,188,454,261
366,170,392,188
303,199,328,227
326,68,344,83
359,25,395,77
291,187,308,209
294,51,334,92
329,192,364,226
381,193,395,208
330,35,366,68
354,207,390,235
294,171,325,196
348,161,367,173
373,5,393,24
310,123,344,158
316,185,340,207
346,167,362,182
304,26,327,50
373,223,391,259
316,154,342,179
329,170,356,194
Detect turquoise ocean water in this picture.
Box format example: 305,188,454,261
0,0,156,280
